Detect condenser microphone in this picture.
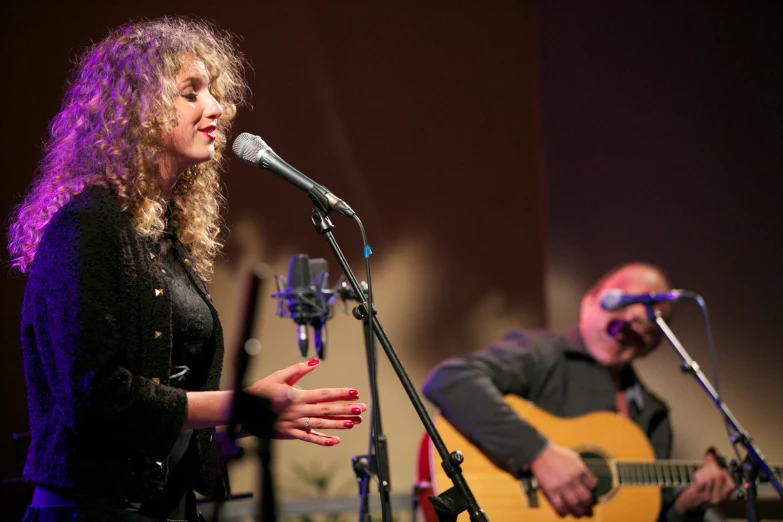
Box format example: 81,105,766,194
271,254,368,360
272,254,332,359
232,133,356,218
333,280,369,302
599,289,684,311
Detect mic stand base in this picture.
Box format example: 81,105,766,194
310,208,488,522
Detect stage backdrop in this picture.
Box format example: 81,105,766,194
538,2,783,519
1,1,780,520
1,1,544,517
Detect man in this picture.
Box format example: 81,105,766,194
422,262,735,521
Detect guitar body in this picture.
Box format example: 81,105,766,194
423,396,662,522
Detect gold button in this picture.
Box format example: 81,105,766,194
149,252,156,260
154,331,162,339
155,288,163,297
152,377,160,384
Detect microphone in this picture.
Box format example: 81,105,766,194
272,254,332,359
599,288,684,311
333,279,369,302
232,133,356,217
271,254,367,360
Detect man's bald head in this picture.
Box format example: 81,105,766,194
579,262,672,369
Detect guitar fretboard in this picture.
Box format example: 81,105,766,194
616,461,699,487
615,461,783,487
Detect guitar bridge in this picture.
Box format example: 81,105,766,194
519,472,539,508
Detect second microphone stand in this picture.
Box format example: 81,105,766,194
644,305,783,522
310,206,488,522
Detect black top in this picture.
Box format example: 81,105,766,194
422,326,702,522
160,230,215,393
20,186,226,503
141,231,215,520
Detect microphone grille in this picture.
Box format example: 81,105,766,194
232,132,270,163
286,254,311,289
599,288,624,311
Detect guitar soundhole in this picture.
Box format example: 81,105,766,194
580,451,613,498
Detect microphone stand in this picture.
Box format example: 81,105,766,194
351,313,392,522
212,266,278,522
309,206,489,522
644,306,783,522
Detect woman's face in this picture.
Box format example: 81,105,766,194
163,56,223,175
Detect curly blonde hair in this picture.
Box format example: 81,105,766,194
7,16,249,280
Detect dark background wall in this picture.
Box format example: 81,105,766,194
1,1,543,517
1,1,780,519
537,0,782,466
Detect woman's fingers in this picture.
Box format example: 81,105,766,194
296,387,361,404
319,415,363,424
279,416,359,432
303,430,340,446
279,402,367,419
274,410,362,446
276,428,341,446
273,358,321,386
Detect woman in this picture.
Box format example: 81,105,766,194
7,16,365,521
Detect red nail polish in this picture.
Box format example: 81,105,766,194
352,407,362,414
324,438,334,446
348,389,359,396
344,421,354,428
307,358,320,366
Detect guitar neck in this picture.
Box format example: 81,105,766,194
614,460,783,487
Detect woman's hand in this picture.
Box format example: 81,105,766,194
245,358,366,446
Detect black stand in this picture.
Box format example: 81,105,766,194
731,454,761,522
212,267,278,522
645,306,783,522
351,316,392,522
309,207,489,522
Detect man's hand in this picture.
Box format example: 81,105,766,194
529,442,598,517
674,450,737,514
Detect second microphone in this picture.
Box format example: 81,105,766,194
272,253,367,360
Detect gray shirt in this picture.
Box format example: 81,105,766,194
422,326,703,522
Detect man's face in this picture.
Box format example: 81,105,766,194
579,265,671,369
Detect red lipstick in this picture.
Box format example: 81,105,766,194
199,125,217,140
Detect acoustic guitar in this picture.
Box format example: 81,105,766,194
420,396,783,522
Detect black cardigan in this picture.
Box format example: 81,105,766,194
20,186,225,503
